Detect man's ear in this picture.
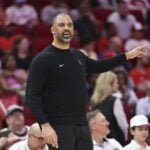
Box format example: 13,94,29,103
51,26,55,34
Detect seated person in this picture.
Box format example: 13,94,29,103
123,115,150,150
0,105,29,149
87,109,123,150
9,122,49,150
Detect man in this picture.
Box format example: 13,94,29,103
25,13,146,150
123,115,150,150
9,122,49,150
87,109,122,150
107,0,137,40
0,104,29,149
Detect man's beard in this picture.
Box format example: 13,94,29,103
59,35,72,43
59,31,73,43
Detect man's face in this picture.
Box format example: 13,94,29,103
94,113,110,136
51,14,74,43
29,134,46,150
6,111,25,130
131,125,149,143
118,3,128,18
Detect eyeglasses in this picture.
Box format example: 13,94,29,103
31,134,44,141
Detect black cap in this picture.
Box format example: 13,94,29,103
6,104,23,117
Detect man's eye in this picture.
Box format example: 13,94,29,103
58,23,65,27
68,23,73,27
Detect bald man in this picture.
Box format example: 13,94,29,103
25,13,146,150
9,123,48,150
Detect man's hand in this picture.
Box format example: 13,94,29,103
125,45,147,60
41,123,58,149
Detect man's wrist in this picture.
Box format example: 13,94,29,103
125,52,132,60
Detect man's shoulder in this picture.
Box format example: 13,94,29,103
71,48,86,57
32,46,53,62
107,138,123,148
108,12,119,20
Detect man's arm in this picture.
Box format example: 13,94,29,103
25,56,59,149
85,45,146,73
25,56,48,125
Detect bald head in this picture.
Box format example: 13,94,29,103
52,13,72,26
29,123,42,137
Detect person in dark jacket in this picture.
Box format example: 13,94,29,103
25,13,146,150
91,71,128,145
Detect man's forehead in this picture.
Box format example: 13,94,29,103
53,14,73,24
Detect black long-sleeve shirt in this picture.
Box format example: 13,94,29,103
25,45,127,125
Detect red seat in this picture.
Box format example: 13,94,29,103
14,25,29,37
35,23,51,38
0,93,22,109
93,8,113,22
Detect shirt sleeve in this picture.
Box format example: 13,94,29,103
84,53,127,74
113,98,128,141
25,56,49,125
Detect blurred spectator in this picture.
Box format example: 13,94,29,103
136,81,150,122
108,36,123,54
5,0,38,26
124,0,150,17
95,22,118,54
74,3,100,41
0,104,29,149
79,36,98,60
41,0,69,25
0,24,18,56
91,71,128,145
123,115,150,150
107,0,137,40
86,74,98,101
115,69,137,104
0,54,27,97
12,35,32,70
124,22,150,57
97,0,118,10
87,109,123,150
114,69,138,123
129,57,150,97
9,122,48,150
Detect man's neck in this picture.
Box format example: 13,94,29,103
12,126,26,135
92,133,105,144
52,41,70,50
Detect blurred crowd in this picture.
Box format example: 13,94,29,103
0,0,150,149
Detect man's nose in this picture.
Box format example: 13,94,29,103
64,25,69,30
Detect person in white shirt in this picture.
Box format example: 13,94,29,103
5,0,38,26
123,115,150,150
125,22,150,57
9,122,49,150
107,0,137,40
87,109,123,150
136,81,150,120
